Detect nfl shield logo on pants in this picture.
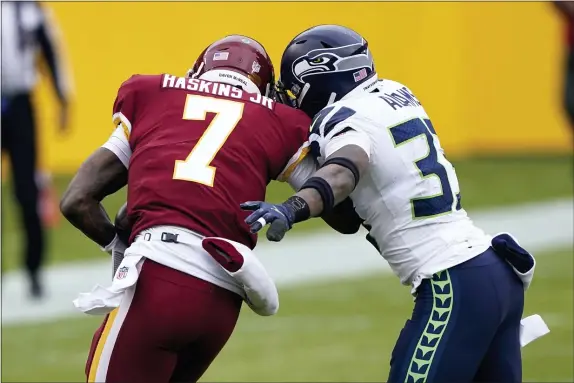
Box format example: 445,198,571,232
117,266,129,280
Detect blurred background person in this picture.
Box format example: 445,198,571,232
1,1,72,299
554,1,574,131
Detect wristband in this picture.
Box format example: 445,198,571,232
101,234,119,255
283,196,311,223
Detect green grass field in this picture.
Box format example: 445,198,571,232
1,155,573,271
2,247,572,382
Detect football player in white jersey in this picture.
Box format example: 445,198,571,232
241,25,543,383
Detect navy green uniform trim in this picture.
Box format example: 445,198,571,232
405,270,453,382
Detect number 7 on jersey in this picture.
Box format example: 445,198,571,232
173,95,244,187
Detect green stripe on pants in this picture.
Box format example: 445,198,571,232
405,270,454,383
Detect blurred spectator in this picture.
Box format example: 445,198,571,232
554,1,574,131
37,170,61,228
1,1,71,299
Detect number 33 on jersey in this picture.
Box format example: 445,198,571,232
308,78,490,286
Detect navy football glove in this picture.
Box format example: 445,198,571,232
240,201,295,242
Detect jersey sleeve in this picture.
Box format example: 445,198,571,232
102,125,132,168
271,105,313,181
111,75,141,140
309,105,372,161
276,142,318,190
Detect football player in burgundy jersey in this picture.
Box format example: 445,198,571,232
60,35,317,383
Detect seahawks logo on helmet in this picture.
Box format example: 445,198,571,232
291,42,373,84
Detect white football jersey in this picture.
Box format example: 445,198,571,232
288,78,492,288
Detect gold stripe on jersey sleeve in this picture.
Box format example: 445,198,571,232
277,146,310,182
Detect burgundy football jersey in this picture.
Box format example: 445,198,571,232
112,74,310,248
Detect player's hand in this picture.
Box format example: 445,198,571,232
114,202,131,244
240,201,295,242
111,203,130,276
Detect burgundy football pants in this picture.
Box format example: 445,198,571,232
85,259,242,383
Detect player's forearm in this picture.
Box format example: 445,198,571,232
295,164,356,217
245,146,369,241
294,145,369,218
60,148,128,248
61,198,116,248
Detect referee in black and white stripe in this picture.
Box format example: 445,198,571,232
1,1,71,299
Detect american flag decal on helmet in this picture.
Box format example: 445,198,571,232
213,52,229,61
353,68,368,82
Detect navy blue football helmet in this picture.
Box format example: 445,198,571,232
276,25,377,117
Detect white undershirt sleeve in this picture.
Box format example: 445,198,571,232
286,154,318,191
102,125,132,168
275,142,318,191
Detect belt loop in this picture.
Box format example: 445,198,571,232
144,233,151,241
161,232,179,243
